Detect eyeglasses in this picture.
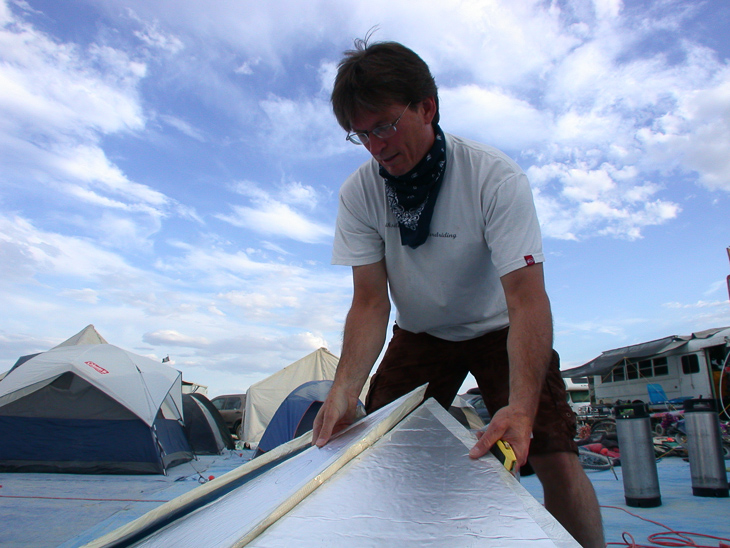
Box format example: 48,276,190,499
346,102,412,145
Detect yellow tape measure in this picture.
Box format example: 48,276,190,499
490,440,517,473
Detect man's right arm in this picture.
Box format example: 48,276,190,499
313,259,390,447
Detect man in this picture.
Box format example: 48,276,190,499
312,39,604,548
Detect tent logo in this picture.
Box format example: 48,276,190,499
85,361,109,374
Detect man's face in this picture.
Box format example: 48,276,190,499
350,100,436,177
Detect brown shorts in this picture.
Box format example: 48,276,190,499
365,325,578,457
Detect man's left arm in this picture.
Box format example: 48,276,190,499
469,263,553,466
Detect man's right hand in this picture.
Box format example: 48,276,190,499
312,386,359,447
468,404,533,467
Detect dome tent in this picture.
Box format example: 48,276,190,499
242,348,339,449
182,392,235,455
6,323,108,373
0,341,192,474
255,380,333,456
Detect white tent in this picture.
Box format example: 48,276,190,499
5,324,108,374
53,324,108,348
0,344,183,426
243,348,339,448
0,343,192,474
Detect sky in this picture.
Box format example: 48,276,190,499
1,0,729,399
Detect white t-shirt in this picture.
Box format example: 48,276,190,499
332,133,544,341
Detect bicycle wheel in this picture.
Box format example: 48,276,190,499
578,448,613,471
592,420,617,436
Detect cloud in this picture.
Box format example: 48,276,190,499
151,240,352,333
84,0,730,205
528,162,681,240
705,279,730,299
637,69,730,193
656,299,730,335
159,114,206,141
143,329,210,347
58,288,100,304
130,13,184,54
53,145,168,206
3,0,729,398
662,300,729,310
156,244,293,282
235,57,261,75
220,290,299,311
0,21,145,137
280,181,321,209
219,201,332,244
538,17,730,196
0,2,190,244
218,182,333,244
0,214,143,282
415,1,730,239
441,85,550,151
258,94,346,158
0,209,352,393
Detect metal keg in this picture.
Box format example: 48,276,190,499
615,403,661,507
683,398,729,497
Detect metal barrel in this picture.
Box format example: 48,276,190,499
615,403,661,507
683,398,729,497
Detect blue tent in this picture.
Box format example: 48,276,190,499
255,380,334,456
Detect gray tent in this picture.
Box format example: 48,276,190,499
183,393,235,455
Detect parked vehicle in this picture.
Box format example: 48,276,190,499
565,377,591,414
562,327,730,408
211,393,247,440
462,387,491,425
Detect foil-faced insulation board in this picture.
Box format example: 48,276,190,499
95,385,578,547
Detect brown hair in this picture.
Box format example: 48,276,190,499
331,38,439,131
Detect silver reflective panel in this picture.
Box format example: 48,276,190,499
129,390,578,547
251,401,578,547
130,387,426,548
